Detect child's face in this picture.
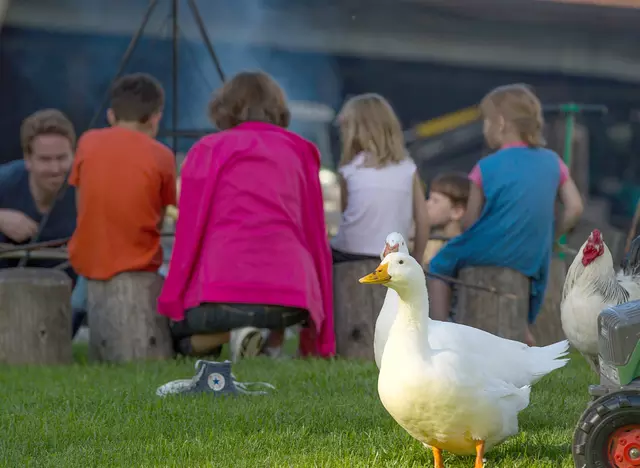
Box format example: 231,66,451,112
426,191,464,228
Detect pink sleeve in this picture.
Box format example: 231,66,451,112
558,158,570,186
298,143,335,358
468,164,483,188
157,141,217,320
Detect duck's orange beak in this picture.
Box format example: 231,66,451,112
359,262,391,284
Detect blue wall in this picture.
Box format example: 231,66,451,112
0,26,343,160
2,25,640,176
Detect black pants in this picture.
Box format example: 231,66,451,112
170,303,309,339
331,248,379,264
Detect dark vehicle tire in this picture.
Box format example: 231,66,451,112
572,390,640,468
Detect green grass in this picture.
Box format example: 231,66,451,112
0,345,592,468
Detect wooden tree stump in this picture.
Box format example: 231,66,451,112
334,259,386,360
456,267,530,342
0,268,72,365
87,272,173,363
531,257,567,346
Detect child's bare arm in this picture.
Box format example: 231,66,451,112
461,183,485,230
556,177,583,238
412,173,431,263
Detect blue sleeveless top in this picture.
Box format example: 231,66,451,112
429,146,562,323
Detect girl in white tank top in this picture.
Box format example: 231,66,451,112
330,93,431,261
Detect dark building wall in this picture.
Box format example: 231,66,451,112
2,26,640,212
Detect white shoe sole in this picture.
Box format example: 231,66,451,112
233,329,264,362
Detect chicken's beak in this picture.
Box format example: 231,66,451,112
382,242,399,258
359,262,392,284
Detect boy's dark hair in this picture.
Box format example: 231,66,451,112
430,172,470,207
208,71,290,130
110,73,165,123
21,109,76,155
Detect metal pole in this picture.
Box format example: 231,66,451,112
19,0,160,267
187,0,226,82
87,0,160,130
557,108,576,260
172,0,179,153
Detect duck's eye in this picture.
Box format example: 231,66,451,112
399,260,404,265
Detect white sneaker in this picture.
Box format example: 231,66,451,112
229,327,264,362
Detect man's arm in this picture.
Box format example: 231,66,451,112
0,162,38,242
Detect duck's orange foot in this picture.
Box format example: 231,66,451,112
432,446,444,468
474,440,485,468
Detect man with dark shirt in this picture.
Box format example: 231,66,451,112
0,109,84,335
0,109,77,261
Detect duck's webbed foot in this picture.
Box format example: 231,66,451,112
432,446,444,468
474,440,485,468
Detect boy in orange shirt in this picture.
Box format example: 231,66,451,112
68,73,177,281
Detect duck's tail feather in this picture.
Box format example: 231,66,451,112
528,339,571,383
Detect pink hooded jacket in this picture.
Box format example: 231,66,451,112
157,122,335,357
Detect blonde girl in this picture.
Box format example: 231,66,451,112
428,84,584,345
330,93,430,263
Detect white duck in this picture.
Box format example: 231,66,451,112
374,232,410,368
360,253,569,468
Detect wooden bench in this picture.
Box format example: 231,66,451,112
0,268,73,365
333,259,386,360
87,271,173,363
456,266,530,343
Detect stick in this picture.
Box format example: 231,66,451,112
53,260,71,271
0,249,69,260
424,270,519,300
0,237,70,254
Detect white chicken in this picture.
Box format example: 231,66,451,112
373,232,410,368
561,229,640,373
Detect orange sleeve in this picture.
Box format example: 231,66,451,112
159,148,177,207
68,134,87,187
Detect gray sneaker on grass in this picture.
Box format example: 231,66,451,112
156,360,275,397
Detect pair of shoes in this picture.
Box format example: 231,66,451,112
156,359,275,397
229,327,264,362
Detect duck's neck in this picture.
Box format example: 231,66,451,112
386,282,431,359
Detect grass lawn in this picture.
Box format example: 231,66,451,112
0,344,592,468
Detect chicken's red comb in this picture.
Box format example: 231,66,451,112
589,229,602,244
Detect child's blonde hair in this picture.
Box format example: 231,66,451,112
480,84,545,148
337,93,406,168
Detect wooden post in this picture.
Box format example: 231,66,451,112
87,271,173,363
531,257,567,346
456,267,530,342
333,259,386,360
0,268,73,365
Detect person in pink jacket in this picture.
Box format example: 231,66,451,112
158,71,335,359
